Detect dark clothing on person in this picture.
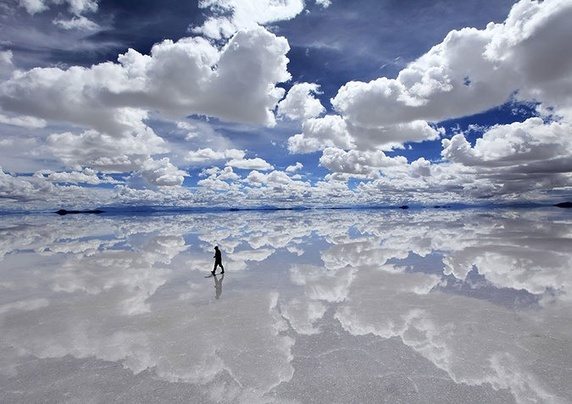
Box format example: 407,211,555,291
212,247,224,274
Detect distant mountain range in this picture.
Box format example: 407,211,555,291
46,201,572,215
1,201,571,216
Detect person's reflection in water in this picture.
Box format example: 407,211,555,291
213,273,224,300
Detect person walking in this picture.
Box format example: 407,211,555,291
212,246,225,275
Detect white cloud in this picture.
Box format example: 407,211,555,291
0,167,114,209
3,0,572,207
1,27,290,131
216,166,240,181
192,0,334,40
280,0,572,202
442,117,572,167
410,157,431,178
17,0,48,14
192,0,305,39
288,114,441,153
331,0,572,129
0,51,13,80
42,113,190,188
137,158,187,187
199,166,240,184
0,113,46,129
288,115,355,153
348,119,442,151
245,170,266,186
277,82,325,120
197,166,243,192
285,162,303,173
53,15,100,31
197,177,232,191
18,0,98,16
437,117,572,198
314,0,331,7
45,168,118,185
46,124,167,172
227,157,274,171
242,169,313,202
185,148,246,165
319,147,407,179
0,167,53,203
0,27,291,189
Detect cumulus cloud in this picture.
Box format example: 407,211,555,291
0,167,114,209
197,166,241,191
197,166,243,191
17,0,98,15
277,82,325,120
319,147,407,179
192,0,304,39
288,114,441,153
3,0,572,207
285,0,572,202
285,162,303,173
288,115,355,153
136,158,187,187
439,117,572,197
331,0,572,127
46,125,167,173
227,157,274,171
185,148,246,165
410,157,432,178
0,27,290,130
281,0,572,203
44,168,118,185
0,27,290,144
240,169,316,204
191,0,332,40
442,117,572,168
0,26,291,187
0,167,54,203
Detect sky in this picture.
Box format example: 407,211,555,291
1,0,572,210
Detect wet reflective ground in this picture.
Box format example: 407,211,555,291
1,209,571,403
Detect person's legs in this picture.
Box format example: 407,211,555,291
213,261,223,274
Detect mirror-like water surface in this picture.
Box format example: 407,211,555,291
1,209,571,403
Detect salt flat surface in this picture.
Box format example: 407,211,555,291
1,209,571,403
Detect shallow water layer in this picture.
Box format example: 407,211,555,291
1,209,571,403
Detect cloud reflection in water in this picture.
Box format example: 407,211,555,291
0,209,571,403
